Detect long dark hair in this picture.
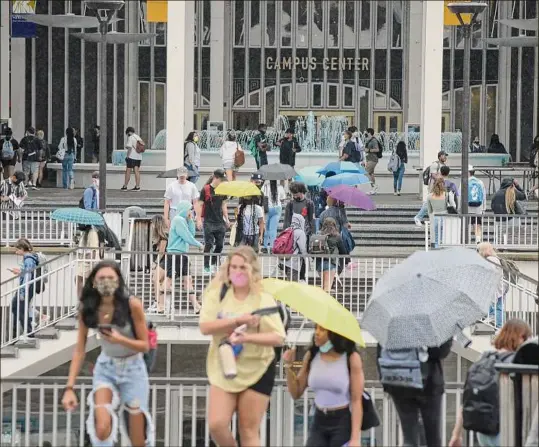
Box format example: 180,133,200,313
186,131,196,142
80,260,130,329
237,196,257,241
307,329,357,371
269,180,278,203
66,127,75,151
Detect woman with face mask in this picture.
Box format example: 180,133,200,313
184,131,201,183
199,246,286,447
62,260,154,447
282,325,365,447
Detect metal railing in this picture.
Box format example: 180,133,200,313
0,377,477,447
0,209,76,247
425,213,539,251
0,251,78,347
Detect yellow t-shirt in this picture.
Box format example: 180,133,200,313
200,284,286,393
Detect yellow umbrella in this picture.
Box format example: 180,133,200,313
215,181,262,197
262,278,365,347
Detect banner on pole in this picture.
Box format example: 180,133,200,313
444,1,472,26
11,0,37,38
147,0,167,23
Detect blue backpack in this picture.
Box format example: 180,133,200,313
468,177,484,207
340,226,355,254
1,140,14,160
378,347,429,390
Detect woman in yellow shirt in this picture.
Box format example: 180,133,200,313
199,246,286,447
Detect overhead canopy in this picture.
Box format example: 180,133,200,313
72,32,156,44
25,13,121,28
498,18,538,31
484,36,538,47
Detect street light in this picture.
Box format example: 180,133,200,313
447,3,487,218
26,2,155,209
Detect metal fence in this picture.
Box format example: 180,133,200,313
425,213,539,251
0,377,478,447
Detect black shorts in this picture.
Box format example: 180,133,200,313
249,360,276,397
1,158,17,167
126,157,141,169
471,216,483,225
159,254,189,278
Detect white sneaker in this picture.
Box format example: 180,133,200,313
414,217,423,228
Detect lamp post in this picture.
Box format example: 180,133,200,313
447,3,487,218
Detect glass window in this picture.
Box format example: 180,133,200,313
234,1,245,46
328,85,338,107
265,48,277,88
344,86,354,107
312,1,324,48
470,86,481,142
377,115,387,132
296,49,309,83
266,0,276,46
249,48,262,89
139,82,149,144
392,0,403,48
375,0,387,49
156,23,166,46
296,84,308,108
443,26,451,48
360,1,371,48
311,49,324,83
454,89,463,131
203,0,211,46
327,49,340,83
343,49,356,85
265,88,275,126
329,1,339,48
471,21,483,49
486,85,497,138
442,92,451,110
375,49,387,82
280,49,293,84
343,2,355,48
281,1,292,46
250,0,261,47
249,92,260,107
297,1,308,47
312,84,322,107
374,92,386,108
359,87,370,131
194,1,198,46
281,85,291,106
155,83,165,134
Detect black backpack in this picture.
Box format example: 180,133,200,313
22,136,39,162
219,283,290,361
375,138,384,159
462,351,514,435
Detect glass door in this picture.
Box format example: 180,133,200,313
441,113,451,132
373,112,403,133
193,111,209,131
232,112,260,131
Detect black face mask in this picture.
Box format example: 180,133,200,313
294,196,303,202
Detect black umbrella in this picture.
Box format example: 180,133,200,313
256,163,297,181
157,167,198,179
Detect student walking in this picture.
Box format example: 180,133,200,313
1,127,19,180
283,182,316,242
236,196,265,252
184,131,201,183
57,128,77,189
392,141,408,195
199,246,285,447
427,177,451,248
314,217,348,293
20,127,41,189
163,167,199,226
414,151,448,227
61,260,154,447
220,131,243,181
36,130,50,188
262,180,286,251
122,126,143,191
81,171,100,211
151,214,169,311
364,128,382,195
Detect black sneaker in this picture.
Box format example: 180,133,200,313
121,186,127,191
131,186,141,192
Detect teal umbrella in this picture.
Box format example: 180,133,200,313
51,208,105,226
294,166,324,187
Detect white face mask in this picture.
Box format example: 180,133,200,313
92,178,99,188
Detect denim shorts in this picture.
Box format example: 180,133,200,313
316,260,338,272
87,352,154,446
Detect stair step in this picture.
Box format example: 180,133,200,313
55,317,78,331
13,338,40,349
0,346,19,359
34,327,60,339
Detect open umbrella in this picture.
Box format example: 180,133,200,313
157,167,198,178
294,166,324,187
215,181,261,197
361,247,502,350
326,185,376,210
262,278,365,346
317,161,366,176
257,163,297,181
321,173,370,189
51,208,104,226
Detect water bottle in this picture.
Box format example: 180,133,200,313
218,341,237,379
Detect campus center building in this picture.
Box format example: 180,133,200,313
1,0,537,161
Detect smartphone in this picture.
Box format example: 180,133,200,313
97,324,113,333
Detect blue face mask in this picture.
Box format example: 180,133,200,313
319,340,334,353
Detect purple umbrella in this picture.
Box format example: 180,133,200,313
325,185,376,210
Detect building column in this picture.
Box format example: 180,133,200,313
419,0,444,199
496,0,511,147
405,0,423,125
209,1,225,123
11,38,25,138
124,0,139,131
184,0,195,133
0,0,10,122
165,1,185,170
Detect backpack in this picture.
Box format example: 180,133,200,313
248,138,258,159
234,143,245,167
135,138,146,154
387,151,401,172
309,234,333,255
373,138,384,159
462,351,514,435
468,177,484,207
272,227,295,255
201,184,212,219
34,252,49,294
1,139,14,160
310,189,326,218
499,257,520,284
79,187,97,210
422,161,440,186
340,226,355,254
219,284,290,361
23,136,39,161
127,302,157,373
378,347,429,390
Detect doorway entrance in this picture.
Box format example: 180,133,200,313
373,112,403,133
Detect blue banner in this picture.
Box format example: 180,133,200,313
11,1,37,38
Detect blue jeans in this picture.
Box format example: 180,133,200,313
488,296,505,328
87,353,154,447
477,433,500,447
264,206,282,248
62,153,75,188
432,216,443,247
393,164,405,191
11,290,34,338
415,201,428,221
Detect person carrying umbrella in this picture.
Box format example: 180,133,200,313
275,128,301,188
284,182,316,242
